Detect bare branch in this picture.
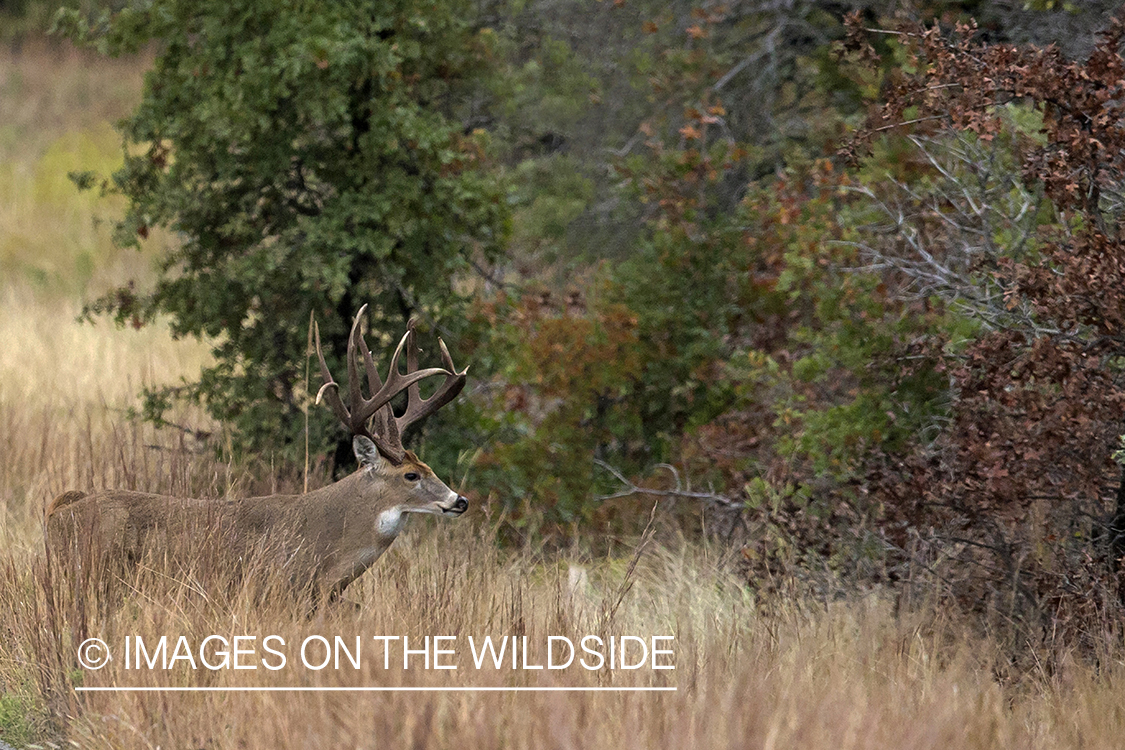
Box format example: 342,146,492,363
593,459,741,509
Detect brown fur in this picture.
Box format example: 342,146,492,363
45,438,466,599
45,489,87,517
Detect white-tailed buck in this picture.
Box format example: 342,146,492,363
46,306,469,600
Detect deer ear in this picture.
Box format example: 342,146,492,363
353,436,383,470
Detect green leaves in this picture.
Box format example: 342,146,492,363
64,0,509,459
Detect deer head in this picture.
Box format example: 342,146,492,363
312,304,470,528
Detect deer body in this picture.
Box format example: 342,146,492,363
46,308,470,599
46,439,466,597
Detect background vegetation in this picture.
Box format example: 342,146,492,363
6,0,1125,746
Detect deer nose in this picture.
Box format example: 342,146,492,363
453,496,468,513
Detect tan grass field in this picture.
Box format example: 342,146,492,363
7,36,1125,750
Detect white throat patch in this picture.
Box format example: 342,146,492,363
377,507,405,537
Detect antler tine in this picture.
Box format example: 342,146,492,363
345,309,366,424
405,319,421,407
353,317,384,400
437,337,462,374
313,320,353,428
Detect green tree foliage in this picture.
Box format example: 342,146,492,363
54,0,509,458
470,9,756,533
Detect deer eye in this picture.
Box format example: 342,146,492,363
404,472,420,482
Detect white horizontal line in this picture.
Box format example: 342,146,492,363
76,686,676,693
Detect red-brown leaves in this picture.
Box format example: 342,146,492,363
860,15,1125,220
850,13,1125,636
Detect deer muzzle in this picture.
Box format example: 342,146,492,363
444,496,469,515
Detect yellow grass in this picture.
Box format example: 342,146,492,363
7,34,1125,750
0,39,162,296
0,37,212,553
7,503,1125,749
0,288,213,551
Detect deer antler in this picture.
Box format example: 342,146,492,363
314,305,468,464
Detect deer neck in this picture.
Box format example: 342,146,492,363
303,468,405,540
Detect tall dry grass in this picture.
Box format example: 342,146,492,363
0,288,213,552
8,493,1125,749
1,294,1124,747
1,38,211,554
